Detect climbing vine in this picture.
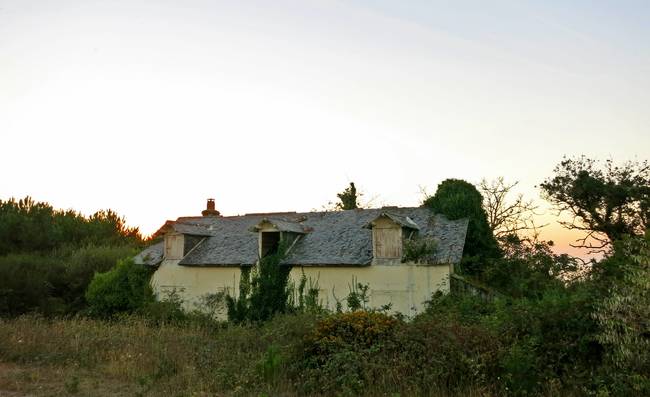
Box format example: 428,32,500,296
227,241,292,323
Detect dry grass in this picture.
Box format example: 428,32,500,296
0,315,311,396
0,314,500,397
0,362,139,396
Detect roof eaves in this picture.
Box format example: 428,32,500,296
363,212,421,230
249,218,307,234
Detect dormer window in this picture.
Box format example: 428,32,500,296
261,231,281,257
156,221,212,261
364,213,420,262
250,218,308,258
164,232,184,260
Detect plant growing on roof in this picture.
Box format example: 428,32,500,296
402,235,438,263
336,182,359,210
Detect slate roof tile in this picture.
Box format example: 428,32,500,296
138,207,468,267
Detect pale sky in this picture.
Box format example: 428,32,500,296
1,0,649,256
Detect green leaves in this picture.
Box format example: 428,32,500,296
227,242,292,323
540,156,650,252
0,196,143,256
423,179,501,274
85,258,154,317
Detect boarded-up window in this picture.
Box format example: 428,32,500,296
373,227,402,259
164,233,184,260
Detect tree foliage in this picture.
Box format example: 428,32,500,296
423,179,501,274
336,182,359,210
0,196,143,317
540,156,650,252
593,233,650,394
0,196,142,255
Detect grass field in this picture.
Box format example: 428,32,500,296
0,314,498,397
0,315,308,396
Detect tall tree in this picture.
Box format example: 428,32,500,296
540,156,650,252
423,179,501,274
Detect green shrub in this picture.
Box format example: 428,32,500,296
0,245,135,317
345,279,369,311
289,271,324,314
85,258,154,317
480,241,579,299
593,233,650,395
391,316,501,394
297,311,398,395
63,244,136,312
141,289,188,325
402,235,437,263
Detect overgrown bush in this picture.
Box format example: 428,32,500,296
227,243,293,323
389,315,501,394
593,233,650,395
402,235,437,263
85,258,154,318
297,311,399,395
63,244,137,312
423,285,603,396
289,270,324,314
481,238,579,299
489,286,601,395
0,245,136,317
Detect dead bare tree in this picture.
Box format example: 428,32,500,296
479,177,545,243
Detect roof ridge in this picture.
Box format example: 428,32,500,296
175,206,427,221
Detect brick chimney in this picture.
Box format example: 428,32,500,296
202,198,221,217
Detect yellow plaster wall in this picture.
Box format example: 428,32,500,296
288,264,450,316
151,259,451,320
150,259,241,316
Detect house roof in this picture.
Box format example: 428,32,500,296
249,218,308,234
134,241,165,266
363,212,421,230
153,220,213,237
138,207,468,267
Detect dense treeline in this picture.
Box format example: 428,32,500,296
0,196,141,255
0,196,144,316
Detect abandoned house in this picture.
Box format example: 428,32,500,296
135,199,468,318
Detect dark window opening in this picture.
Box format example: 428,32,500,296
261,232,281,257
